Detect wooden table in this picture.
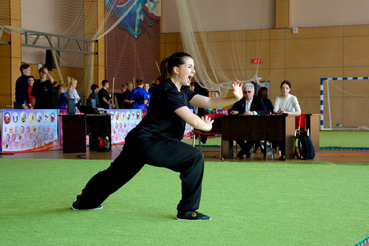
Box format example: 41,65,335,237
62,114,111,153
221,115,296,160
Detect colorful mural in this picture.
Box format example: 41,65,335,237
106,0,161,37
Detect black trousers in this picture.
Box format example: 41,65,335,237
75,129,205,212
236,140,256,154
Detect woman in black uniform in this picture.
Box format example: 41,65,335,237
72,52,243,220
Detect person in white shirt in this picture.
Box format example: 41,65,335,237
273,80,301,116
66,77,81,105
273,80,301,159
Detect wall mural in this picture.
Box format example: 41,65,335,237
106,0,161,38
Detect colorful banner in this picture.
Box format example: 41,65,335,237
106,109,143,145
1,109,59,153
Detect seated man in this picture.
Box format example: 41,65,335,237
229,83,269,159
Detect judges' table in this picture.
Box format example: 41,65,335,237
221,115,296,160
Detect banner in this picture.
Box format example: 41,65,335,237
1,109,59,153
106,109,143,145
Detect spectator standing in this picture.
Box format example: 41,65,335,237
131,79,149,109
27,76,35,109
15,64,32,109
31,66,56,109
88,84,101,108
143,82,151,107
122,82,134,109
66,77,80,105
98,80,115,109
57,85,68,109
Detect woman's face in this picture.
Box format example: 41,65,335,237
177,57,196,87
71,81,77,89
28,78,35,86
144,83,150,92
281,83,291,96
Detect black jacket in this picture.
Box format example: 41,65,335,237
229,97,268,115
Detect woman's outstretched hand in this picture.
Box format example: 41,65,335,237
201,115,214,131
231,79,243,101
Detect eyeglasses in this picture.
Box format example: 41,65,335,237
243,91,253,94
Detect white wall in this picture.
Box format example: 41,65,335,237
162,0,276,32
291,0,369,28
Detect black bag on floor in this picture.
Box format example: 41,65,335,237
295,132,315,159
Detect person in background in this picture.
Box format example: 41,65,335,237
273,80,301,160
143,82,151,107
131,78,149,109
189,82,198,115
122,82,134,109
120,84,127,94
27,76,35,109
88,84,101,108
15,64,32,109
273,80,301,116
57,85,68,109
257,87,273,114
66,77,80,106
98,80,115,109
31,66,56,109
229,83,268,159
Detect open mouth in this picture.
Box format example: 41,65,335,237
188,76,193,83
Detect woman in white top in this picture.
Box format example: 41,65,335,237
273,80,301,160
273,80,301,116
66,77,81,105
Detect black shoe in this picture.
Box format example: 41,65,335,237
177,210,211,220
237,152,245,159
72,201,103,210
245,152,251,158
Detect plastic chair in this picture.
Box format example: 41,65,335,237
192,113,221,152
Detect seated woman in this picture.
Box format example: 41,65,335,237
258,87,273,115
273,80,301,160
273,80,301,116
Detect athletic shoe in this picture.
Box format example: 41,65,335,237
71,201,103,210
177,210,211,220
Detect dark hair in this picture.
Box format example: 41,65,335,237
20,64,30,72
39,66,48,73
102,80,109,86
159,52,193,80
136,78,143,85
91,84,99,91
258,87,269,99
280,80,291,89
27,75,35,80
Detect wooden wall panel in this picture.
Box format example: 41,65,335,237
246,40,270,69
285,26,343,39
247,30,270,41
208,41,246,70
344,25,369,37
285,38,343,68
344,37,369,67
343,67,369,77
270,39,285,69
269,69,285,99
208,31,246,42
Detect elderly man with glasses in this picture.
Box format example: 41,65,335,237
229,82,269,159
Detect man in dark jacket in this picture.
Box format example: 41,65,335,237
15,64,32,109
229,82,268,159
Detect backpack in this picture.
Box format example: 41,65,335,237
295,131,315,159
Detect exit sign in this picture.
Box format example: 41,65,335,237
252,59,263,64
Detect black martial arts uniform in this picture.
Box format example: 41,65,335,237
74,79,205,212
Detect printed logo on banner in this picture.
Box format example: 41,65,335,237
28,112,35,123
4,112,10,124
36,113,42,123
21,112,26,123
44,112,49,123
50,113,55,123
13,112,18,123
